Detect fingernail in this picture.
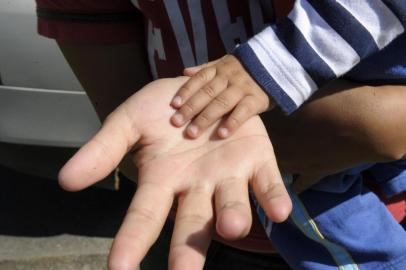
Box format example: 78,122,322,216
218,127,229,138
188,125,199,137
171,96,183,107
172,113,184,125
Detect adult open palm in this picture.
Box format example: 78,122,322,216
59,77,291,270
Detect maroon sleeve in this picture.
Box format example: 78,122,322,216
36,0,145,43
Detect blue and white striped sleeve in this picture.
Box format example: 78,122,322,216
233,0,406,114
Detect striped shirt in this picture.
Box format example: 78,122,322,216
234,0,406,114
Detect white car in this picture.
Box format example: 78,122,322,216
0,1,100,179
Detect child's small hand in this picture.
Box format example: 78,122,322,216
170,55,274,138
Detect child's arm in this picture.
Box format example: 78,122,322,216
268,80,406,192
170,0,406,138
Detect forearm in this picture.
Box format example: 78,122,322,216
58,41,152,120
265,80,406,177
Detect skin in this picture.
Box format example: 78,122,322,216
171,55,271,139
59,77,406,270
172,54,406,190
59,42,406,188
268,80,406,191
59,77,292,270
58,42,406,270
58,41,151,181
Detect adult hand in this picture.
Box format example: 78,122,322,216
59,77,291,270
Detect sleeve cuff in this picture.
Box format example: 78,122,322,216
233,43,299,115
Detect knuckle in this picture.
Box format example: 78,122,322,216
196,112,211,124
241,99,256,115
179,85,192,95
218,177,239,188
221,201,246,211
196,69,210,82
215,72,227,81
230,68,241,78
261,182,276,195
242,104,254,115
182,102,195,115
176,213,209,226
228,115,241,127
202,84,217,98
190,182,213,195
253,89,269,104
223,64,240,78
259,182,282,201
213,95,230,109
221,67,235,78
242,81,253,92
128,206,160,225
169,245,190,261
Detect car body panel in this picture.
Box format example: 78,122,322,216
0,0,83,91
0,86,100,147
0,1,106,181
0,0,100,147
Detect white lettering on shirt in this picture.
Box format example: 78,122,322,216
211,0,248,52
163,0,196,67
140,0,271,75
147,20,166,78
187,0,208,65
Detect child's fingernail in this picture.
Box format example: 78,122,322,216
171,96,183,107
188,125,199,137
172,113,184,125
218,127,229,138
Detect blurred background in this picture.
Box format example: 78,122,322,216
0,1,133,269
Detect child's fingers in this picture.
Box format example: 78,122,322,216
219,96,260,138
186,87,244,138
171,67,217,109
171,76,227,127
183,59,221,77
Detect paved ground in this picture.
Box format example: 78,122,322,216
0,235,111,270
0,164,136,270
